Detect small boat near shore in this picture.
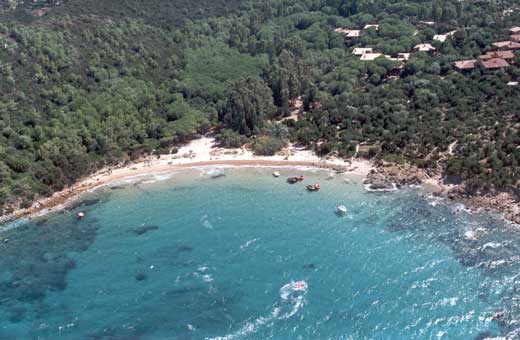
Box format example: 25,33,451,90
306,184,320,192
287,176,304,184
273,171,280,177
77,211,85,220
336,205,347,215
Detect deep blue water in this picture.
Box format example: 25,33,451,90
1,167,520,340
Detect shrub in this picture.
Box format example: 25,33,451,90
252,136,287,156
216,129,247,148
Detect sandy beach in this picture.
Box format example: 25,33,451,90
1,137,374,223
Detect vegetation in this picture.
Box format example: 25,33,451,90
1,0,520,213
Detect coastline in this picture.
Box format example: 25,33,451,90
0,137,374,223
2,136,519,228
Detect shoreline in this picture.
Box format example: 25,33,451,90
0,137,374,224
2,136,519,228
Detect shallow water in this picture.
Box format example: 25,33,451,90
1,167,519,339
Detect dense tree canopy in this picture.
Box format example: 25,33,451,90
0,0,519,213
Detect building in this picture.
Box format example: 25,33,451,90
360,53,383,61
384,53,410,62
364,24,379,30
397,53,411,61
352,47,373,56
510,27,520,34
334,28,361,39
511,35,520,42
454,60,477,71
492,41,520,50
413,44,436,52
480,50,515,62
479,58,510,69
433,30,457,43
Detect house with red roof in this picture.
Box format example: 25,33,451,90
480,50,515,62
454,60,477,71
492,41,520,50
479,58,510,69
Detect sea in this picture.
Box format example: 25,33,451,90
0,167,519,340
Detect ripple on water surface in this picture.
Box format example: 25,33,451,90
0,168,518,339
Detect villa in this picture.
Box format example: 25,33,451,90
480,50,515,62
353,47,374,56
479,58,510,70
492,41,520,50
360,53,383,61
454,60,477,71
364,24,379,30
433,30,457,43
334,28,361,39
413,44,436,52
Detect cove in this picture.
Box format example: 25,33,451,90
0,167,518,340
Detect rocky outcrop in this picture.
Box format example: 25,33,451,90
454,189,520,225
364,161,435,190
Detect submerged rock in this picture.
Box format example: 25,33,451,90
65,198,101,211
135,273,147,281
130,225,160,236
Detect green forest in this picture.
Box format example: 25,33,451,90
0,0,519,214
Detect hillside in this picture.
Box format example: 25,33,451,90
0,0,247,26
1,0,520,215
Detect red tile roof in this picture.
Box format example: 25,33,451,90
481,50,515,60
480,58,509,69
454,60,477,70
492,41,520,49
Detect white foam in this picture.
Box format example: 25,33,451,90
206,281,308,340
240,238,259,250
482,242,502,250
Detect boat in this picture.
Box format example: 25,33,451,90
77,211,85,219
306,184,320,192
292,280,308,291
287,176,304,184
336,205,348,215
273,171,280,177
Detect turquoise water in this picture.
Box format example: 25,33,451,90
1,167,519,339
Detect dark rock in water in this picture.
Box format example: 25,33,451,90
177,245,193,252
130,225,159,236
0,214,99,305
7,306,26,323
34,218,48,227
17,284,46,302
364,173,395,191
303,263,316,269
474,331,498,340
165,286,205,297
110,185,125,190
65,198,101,211
135,273,147,281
